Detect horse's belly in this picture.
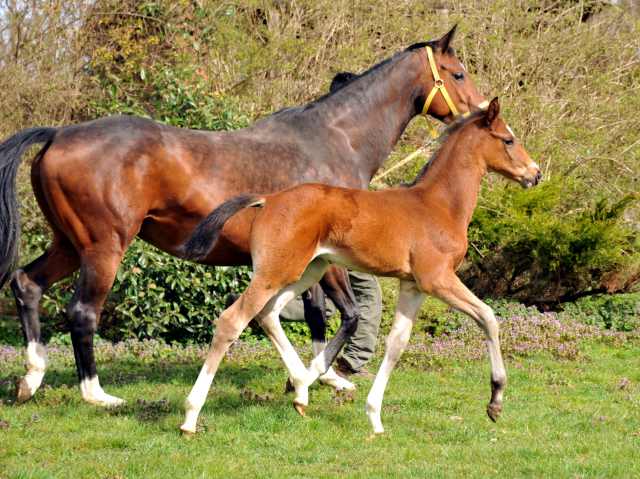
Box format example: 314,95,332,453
138,208,255,266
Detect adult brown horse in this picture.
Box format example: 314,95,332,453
178,98,541,435
0,26,486,406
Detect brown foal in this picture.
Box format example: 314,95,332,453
178,98,541,434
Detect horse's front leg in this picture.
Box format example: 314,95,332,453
429,272,507,422
304,268,358,391
366,280,425,434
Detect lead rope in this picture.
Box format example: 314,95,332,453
372,46,489,183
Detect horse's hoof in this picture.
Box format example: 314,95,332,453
285,378,295,394
486,404,502,423
293,400,307,417
13,375,33,404
180,426,196,437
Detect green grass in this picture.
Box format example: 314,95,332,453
1,344,639,478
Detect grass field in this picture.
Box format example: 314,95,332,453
1,316,639,478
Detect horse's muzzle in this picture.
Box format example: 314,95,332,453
520,169,542,189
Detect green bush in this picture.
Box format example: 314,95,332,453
40,239,252,344
460,181,639,308
90,63,251,131
561,294,640,332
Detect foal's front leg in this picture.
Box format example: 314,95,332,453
430,273,507,422
366,280,425,433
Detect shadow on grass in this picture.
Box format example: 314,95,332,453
0,360,290,417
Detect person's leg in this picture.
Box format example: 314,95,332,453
339,271,382,373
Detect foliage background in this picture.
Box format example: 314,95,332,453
1,0,639,343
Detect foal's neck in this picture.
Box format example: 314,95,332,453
319,52,428,185
411,124,486,226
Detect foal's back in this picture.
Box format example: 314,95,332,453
250,182,465,281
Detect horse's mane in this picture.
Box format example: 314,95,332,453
271,40,442,120
404,109,488,187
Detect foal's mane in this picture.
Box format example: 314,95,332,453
404,108,488,188
271,40,447,120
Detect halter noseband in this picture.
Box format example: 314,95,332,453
421,46,489,139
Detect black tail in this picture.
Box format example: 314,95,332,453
178,194,267,262
0,127,58,289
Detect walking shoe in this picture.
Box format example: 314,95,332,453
335,356,376,380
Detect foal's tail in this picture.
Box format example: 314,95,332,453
0,127,58,289
178,194,267,262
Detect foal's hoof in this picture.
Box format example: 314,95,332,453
285,378,295,394
293,400,308,417
13,375,33,404
486,404,502,423
180,426,196,437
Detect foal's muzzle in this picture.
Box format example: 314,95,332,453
520,169,542,189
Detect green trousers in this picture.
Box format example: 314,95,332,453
279,270,382,372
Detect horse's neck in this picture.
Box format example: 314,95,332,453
318,54,424,184
413,129,486,226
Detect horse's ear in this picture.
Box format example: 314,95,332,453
330,72,358,92
485,97,500,129
435,23,458,54
467,95,482,113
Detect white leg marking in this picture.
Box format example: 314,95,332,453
366,281,425,433
260,308,314,408
80,376,124,406
318,366,356,390
307,350,327,378
256,258,330,410
311,334,356,390
23,342,49,396
181,366,215,434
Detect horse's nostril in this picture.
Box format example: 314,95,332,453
536,170,542,183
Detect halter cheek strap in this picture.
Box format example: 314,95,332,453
421,45,490,138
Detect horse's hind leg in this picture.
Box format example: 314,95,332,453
10,234,80,403
307,266,359,390
366,280,425,434
427,272,507,423
66,253,129,406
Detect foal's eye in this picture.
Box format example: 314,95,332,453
504,139,514,146
453,72,465,81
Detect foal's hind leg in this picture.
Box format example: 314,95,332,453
181,298,257,435
253,258,331,416
10,235,80,403
366,280,425,434
182,259,329,434
428,272,507,423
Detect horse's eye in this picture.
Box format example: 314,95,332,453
504,139,514,146
453,73,465,81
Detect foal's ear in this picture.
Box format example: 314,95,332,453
435,24,458,54
485,97,500,129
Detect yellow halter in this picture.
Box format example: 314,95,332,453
421,46,489,138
